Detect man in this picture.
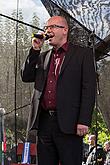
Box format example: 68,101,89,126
104,141,110,165
21,16,96,165
86,134,105,165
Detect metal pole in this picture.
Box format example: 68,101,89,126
0,110,2,164
0,108,5,165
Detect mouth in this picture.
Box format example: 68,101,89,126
47,37,53,43
49,37,54,41
48,32,55,39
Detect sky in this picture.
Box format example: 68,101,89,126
0,0,50,28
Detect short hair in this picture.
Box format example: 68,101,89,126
104,141,110,146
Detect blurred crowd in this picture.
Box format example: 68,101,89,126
83,134,110,165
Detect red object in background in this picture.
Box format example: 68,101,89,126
11,143,37,165
3,129,6,153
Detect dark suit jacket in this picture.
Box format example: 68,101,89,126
21,43,96,134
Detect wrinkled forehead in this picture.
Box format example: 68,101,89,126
46,17,67,27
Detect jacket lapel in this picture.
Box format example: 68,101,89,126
59,44,76,75
43,49,52,70
43,49,53,84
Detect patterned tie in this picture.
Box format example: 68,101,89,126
54,53,61,76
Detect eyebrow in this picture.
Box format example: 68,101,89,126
44,24,65,29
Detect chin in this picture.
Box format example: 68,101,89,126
48,40,57,48
48,41,54,46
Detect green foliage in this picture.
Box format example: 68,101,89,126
6,128,15,150
84,109,110,146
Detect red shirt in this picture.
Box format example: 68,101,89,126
41,42,68,110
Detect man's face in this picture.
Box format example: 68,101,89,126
44,17,68,48
88,136,95,146
104,143,110,152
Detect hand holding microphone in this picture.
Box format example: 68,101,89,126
32,33,54,50
32,33,44,50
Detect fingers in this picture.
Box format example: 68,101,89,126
76,124,89,136
77,129,87,136
32,37,44,50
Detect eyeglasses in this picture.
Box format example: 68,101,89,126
43,24,65,31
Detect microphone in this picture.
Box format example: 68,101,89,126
32,33,54,40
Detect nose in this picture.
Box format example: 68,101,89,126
45,27,52,33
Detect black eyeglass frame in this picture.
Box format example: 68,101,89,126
43,24,65,31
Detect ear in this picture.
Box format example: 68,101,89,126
63,27,68,35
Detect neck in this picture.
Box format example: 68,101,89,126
54,41,67,50
54,36,68,50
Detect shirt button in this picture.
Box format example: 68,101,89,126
49,101,51,104
48,91,51,93
50,80,52,83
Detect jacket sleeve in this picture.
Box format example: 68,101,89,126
21,47,41,82
78,47,96,126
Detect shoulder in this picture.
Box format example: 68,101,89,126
69,42,92,50
68,43,93,57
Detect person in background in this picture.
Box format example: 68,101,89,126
104,141,110,165
21,15,96,165
86,134,106,165
88,134,96,151
82,141,89,164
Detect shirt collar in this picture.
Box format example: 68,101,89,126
53,42,68,54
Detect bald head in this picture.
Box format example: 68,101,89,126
47,16,68,30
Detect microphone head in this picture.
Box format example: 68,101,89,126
44,33,54,40
32,33,44,39
32,33,54,40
